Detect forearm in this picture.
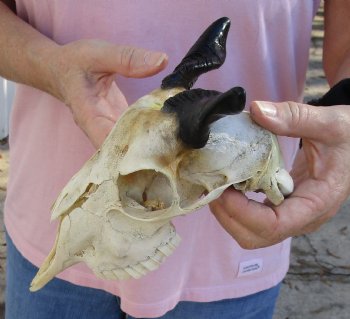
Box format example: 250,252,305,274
0,1,59,96
323,1,350,86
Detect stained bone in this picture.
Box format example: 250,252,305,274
30,17,294,291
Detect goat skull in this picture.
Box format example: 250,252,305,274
30,17,293,291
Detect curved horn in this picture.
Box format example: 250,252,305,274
300,78,350,148
163,87,246,148
308,78,350,106
161,17,231,90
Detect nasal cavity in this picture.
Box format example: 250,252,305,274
117,170,173,211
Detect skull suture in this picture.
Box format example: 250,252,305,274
30,17,294,291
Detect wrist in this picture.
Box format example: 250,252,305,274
0,2,61,98
25,38,61,98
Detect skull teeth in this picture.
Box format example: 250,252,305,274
157,245,174,256
112,268,131,280
124,266,143,279
140,259,160,271
99,233,183,280
101,270,119,280
132,264,148,275
138,234,182,273
170,233,182,247
157,234,181,256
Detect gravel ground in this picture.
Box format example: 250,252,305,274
274,6,350,319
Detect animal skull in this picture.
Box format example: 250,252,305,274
30,17,293,291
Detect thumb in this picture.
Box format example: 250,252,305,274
250,101,335,142
95,43,168,78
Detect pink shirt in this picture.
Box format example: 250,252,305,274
5,1,320,317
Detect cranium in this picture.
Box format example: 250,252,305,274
30,17,294,291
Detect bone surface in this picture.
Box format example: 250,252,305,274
30,87,293,291
30,17,294,291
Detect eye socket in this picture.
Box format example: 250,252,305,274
117,170,173,213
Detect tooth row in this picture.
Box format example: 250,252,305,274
157,234,181,256
101,234,182,280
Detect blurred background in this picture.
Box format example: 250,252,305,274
0,79,14,143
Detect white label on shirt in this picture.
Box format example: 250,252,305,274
238,259,263,277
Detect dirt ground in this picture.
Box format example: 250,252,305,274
274,7,350,319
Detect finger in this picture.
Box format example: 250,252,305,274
210,198,270,249
94,42,168,78
211,178,333,246
264,174,336,236
210,189,282,244
249,101,342,144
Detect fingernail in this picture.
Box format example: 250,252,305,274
144,52,167,67
255,101,277,117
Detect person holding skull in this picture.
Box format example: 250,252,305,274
1,1,350,318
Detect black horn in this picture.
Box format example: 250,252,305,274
163,87,246,148
308,78,350,106
300,78,350,148
161,17,231,90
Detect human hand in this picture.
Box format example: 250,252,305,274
210,100,350,249
48,40,168,148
